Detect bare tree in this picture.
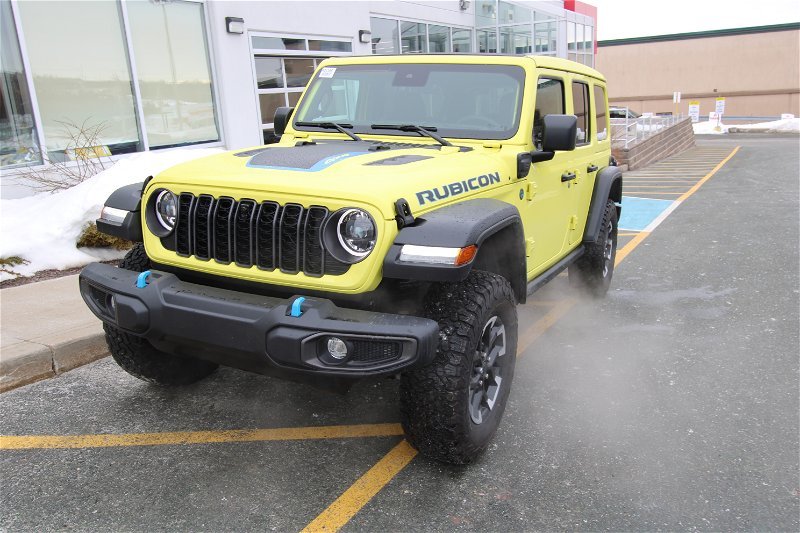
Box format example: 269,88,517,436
15,118,115,193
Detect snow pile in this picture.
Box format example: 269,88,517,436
693,120,728,135
0,148,223,281
728,118,800,133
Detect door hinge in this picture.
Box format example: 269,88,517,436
525,238,535,257
526,182,537,201
569,215,578,230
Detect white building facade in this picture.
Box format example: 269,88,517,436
0,0,596,198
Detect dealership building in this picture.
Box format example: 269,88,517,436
0,0,597,198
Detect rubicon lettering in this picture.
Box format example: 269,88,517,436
416,172,501,205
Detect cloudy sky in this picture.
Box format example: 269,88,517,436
589,0,800,40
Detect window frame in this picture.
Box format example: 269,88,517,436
532,75,565,150
571,79,591,147
593,83,608,143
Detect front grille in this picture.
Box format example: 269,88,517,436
174,193,349,277
349,340,402,365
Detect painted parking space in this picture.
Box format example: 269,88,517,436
0,144,748,532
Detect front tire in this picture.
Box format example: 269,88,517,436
400,271,518,464
569,199,618,297
105,244,218,386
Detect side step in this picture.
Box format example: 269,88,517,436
526,247,584,296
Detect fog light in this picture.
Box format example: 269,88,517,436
327,337,348,360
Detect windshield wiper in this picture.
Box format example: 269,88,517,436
295,121,362,142
370,124,452,147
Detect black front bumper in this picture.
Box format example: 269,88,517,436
79,263,439,381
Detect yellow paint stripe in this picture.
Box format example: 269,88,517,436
677,146,740,202
0,423,404,450
301,440,417,533
303,147,742,530
517,297,577,355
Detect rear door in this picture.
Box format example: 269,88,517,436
566,77,596,246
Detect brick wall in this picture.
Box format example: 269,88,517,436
612,118,695,170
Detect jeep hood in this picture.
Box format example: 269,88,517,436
152,139,516,219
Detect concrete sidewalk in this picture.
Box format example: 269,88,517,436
0,274,107,392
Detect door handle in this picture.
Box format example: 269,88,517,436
587,164,599,173
561,171,577,182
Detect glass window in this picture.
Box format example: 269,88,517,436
127,0,219,149
452,28,472,53
370,17,399,55
533,77,564,149
308,40,352,52
17,0,140,157
295,63,525,141
259,93,285,125
498,1,531,24
428,25,450,53
576,24,585,52
500,25,531,54
567,22,577,52
572,81,590,145
401,22,427,54
478,29,497,53
283,58,315,88
0,0,41,168
251,36,305,50
255,57,284,89
594,85,608,141
475,0,497,27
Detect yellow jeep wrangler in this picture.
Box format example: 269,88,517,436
80,55,621,464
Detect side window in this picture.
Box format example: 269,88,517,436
594,85,608,141
572,81,590,145
533,77,564,150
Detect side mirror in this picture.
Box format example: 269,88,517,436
273,106,294,137
541,114,577,152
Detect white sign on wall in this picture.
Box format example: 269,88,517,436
715,97,726,115
673,91,682,103
688,101,700,123
781,113,795,120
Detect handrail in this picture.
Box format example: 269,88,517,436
610,108,688,149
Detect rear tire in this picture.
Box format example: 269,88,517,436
569,199,618,297
400,271,518,464
106,244,218,386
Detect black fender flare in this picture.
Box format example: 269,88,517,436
583,166,622,243
96,182,145,242
382,198,527,302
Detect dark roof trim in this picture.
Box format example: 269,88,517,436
598,22,800,47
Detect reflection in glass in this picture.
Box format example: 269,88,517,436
283,59,315,88
287,91,302,107
498,1,531,24
308,40,352,52
478,29,497,53
475,0,497,27
17,0,140,156
0,0,41,168
259,93,285,124
428,25,450,53
255,57,283,89
500,25,531,54
370,17,399,55
252,36,306,50
127,0,219,148
401,22,427,54
452,29,472,53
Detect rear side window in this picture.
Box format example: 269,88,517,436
594,85,608,141
533,77,564,150
572,81,590,145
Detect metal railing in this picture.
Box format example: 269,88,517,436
610,110,687,149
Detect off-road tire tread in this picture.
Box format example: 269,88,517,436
570,199,617,297
400,270,517,464
105,244,218,385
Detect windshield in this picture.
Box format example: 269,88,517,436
293,63,525,140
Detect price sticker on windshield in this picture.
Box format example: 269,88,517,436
319,67,336,79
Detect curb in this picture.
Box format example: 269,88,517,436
0,333,108,393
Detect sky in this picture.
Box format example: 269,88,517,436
588,0,800,40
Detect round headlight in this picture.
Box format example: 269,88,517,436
336,208,376,258
154,190,177,231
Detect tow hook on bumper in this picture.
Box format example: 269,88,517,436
78,263,439,378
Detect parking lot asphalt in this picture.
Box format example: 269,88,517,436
1,135,798,532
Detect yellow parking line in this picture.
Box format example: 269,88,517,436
301,440,417,533
304,145,743,532
0,423,404,450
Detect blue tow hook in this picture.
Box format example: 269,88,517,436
136,270,152,289
290,297,306,317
